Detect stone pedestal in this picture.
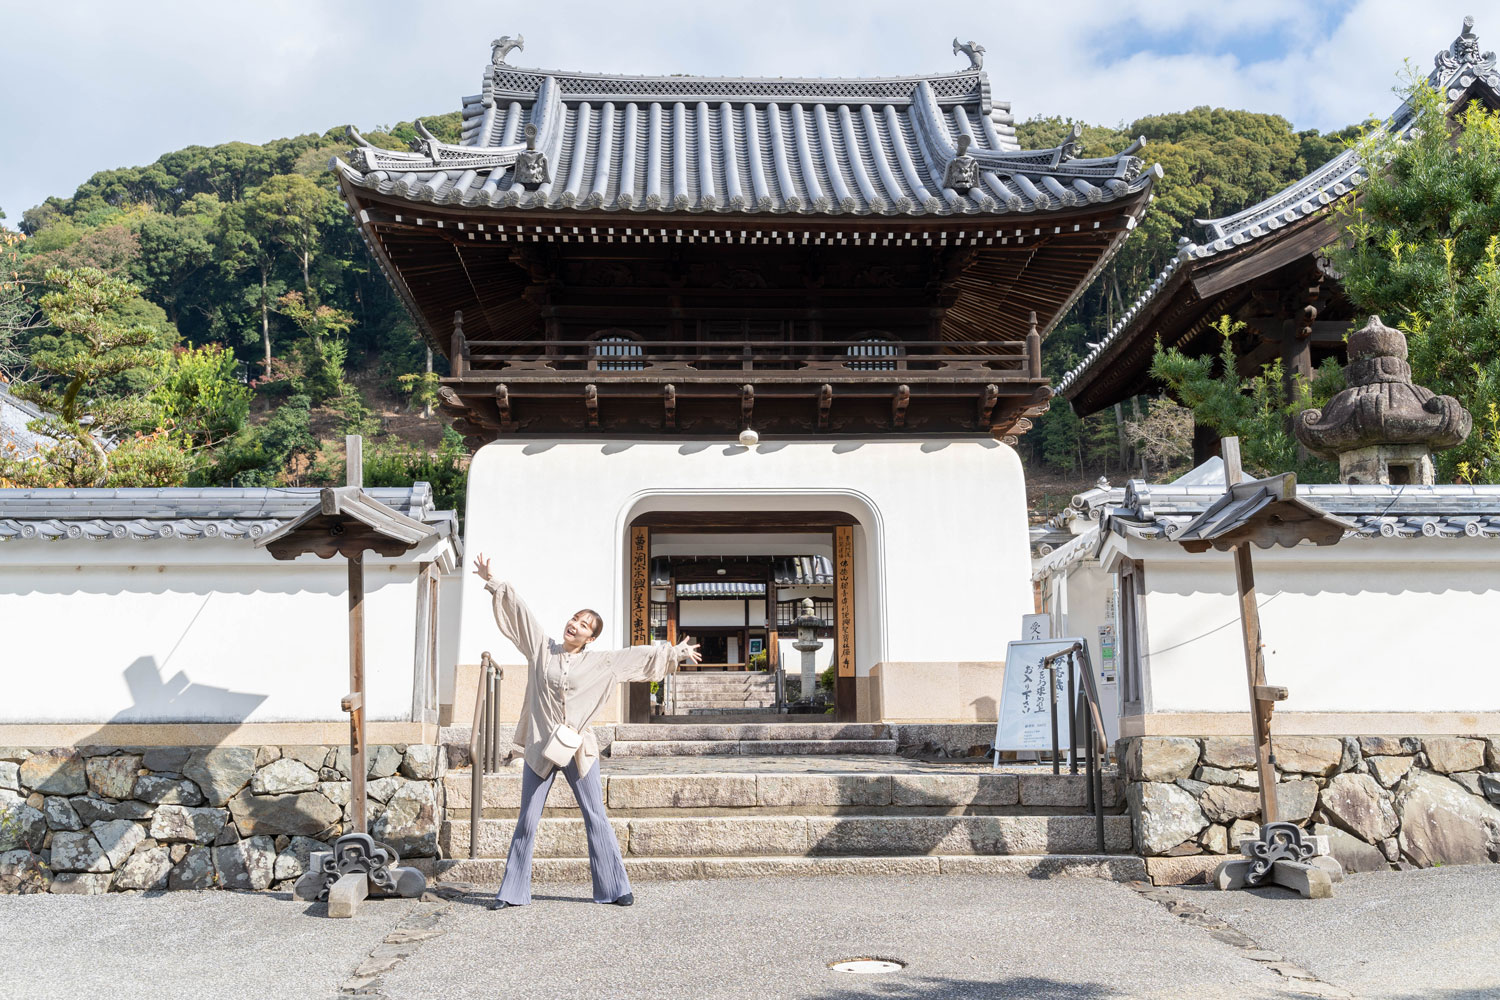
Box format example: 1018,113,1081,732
1338,443,1436,486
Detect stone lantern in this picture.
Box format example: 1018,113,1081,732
791,597,825,706
1295,316,1471,485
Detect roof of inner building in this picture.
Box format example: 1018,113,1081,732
333,37,1158,220
1056,17,1500,407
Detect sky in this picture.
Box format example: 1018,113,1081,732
0,0,1485,222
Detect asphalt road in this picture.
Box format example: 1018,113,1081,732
1,866,1495,1000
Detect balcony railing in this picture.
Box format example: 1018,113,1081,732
452,337,1038,380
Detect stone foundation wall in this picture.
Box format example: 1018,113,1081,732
1119,735,1500,879
0,743,445,895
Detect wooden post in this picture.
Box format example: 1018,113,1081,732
1221,436,1278,825
348,552,367,835
833,525,856,722
1026,310,1042,379
628,526,651,721
346,434,362,488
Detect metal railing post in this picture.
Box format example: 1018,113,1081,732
467,651,500,860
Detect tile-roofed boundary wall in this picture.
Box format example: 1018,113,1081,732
332,36,1158,220
1056,17,1500,398
0,484,455,543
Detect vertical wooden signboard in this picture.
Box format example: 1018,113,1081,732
834,525,856,721
628,525,651,721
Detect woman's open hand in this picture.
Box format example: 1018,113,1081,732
472,554,493,582
673,637,702,665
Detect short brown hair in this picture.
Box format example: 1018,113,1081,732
575,609,603,638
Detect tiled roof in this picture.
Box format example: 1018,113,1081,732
0,484,454,542
0,382,55,460
1093,480,1500,543
333,38,1157,219
1056,18,1500,397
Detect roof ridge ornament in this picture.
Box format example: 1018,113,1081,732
492,34,524,67
1433,16,1494,75
943,133,978,193
514,124,550,191
953,38,985,70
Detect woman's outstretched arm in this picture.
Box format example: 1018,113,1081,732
611,636,701,683
473,555,548,664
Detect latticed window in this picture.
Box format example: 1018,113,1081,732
844,334,902,371
591,330,646,371
776,598,834,627
649,601,670,640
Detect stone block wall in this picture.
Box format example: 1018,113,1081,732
0,743,445,895
1119,735,1500,876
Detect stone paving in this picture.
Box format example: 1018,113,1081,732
3,866,1495,999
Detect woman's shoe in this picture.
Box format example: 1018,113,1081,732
489,898,515,910
610,893,634,906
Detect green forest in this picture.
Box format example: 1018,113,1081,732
9,95,1488,503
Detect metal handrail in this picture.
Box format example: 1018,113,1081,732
467,651,502,860
1040,642,1111,853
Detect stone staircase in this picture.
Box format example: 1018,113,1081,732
430,760,1141,885
666,671,778,714
609,723,897,757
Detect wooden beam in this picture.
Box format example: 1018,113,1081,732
632,510,859,530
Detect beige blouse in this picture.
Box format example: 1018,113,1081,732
485,578,680,779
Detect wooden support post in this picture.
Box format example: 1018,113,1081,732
663,383,676,430
1026,310,1042,379
977,383,999,429
345,435,362,488
1220,436,1279,825
450,310,466,378
891,384,910,428
348,551,367,835
584,383,599,429
494,383,513,432
764,564,778,672
817,383,833,431
628,526,651,722
833,525,856,722
741,383,755,429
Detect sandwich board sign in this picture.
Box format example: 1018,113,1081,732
993,638,1086,752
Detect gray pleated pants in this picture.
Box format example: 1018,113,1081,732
496,758,630,905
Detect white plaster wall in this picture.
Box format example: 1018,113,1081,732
0,540,444,724
1116,539,1500,713
458,438,1034,677
678,599,751,627
1058,560,1121,742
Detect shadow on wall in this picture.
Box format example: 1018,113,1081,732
104,656,269,724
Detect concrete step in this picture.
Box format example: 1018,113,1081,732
444,769,1120,814
440,813,1133,859
609,739,898,757
614,723,889,741
422,853,1147,884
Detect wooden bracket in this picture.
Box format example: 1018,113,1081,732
494,383,513,432
892,384,910,428
340,692,363,712
818,383,833,430
583,384,599,429
977,383,999,428
663,383,676,430
1254,684,1289,702
741,384,754,427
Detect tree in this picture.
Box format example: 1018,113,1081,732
1,228,37,384
149,344,252,449
1326,79,1500,483
248,174,339,297
1123,399,1194,478
1149,318,1343,481
275,290,353,403
217,200,285,372
1,268,189,486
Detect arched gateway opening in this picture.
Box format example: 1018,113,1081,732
619,505,879,723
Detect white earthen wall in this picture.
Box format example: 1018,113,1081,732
458,438,1034,686
1131,541,1500,713
0,542,434,724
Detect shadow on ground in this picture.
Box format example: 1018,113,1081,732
802,976,1118,999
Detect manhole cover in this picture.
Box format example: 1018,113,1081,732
828,958,905,974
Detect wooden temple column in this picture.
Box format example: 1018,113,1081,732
764,563,779,673
833,525,856,722
627,525,652,722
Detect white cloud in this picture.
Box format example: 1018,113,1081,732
0,0,1483,219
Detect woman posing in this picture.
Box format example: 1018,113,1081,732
472,554,701,909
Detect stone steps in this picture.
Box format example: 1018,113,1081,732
610,739,897,756
422,853,1147,884
440,813,1133,859
614,723,890,741
444,769,1119,815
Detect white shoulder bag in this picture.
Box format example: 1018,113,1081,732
541,723,583,768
